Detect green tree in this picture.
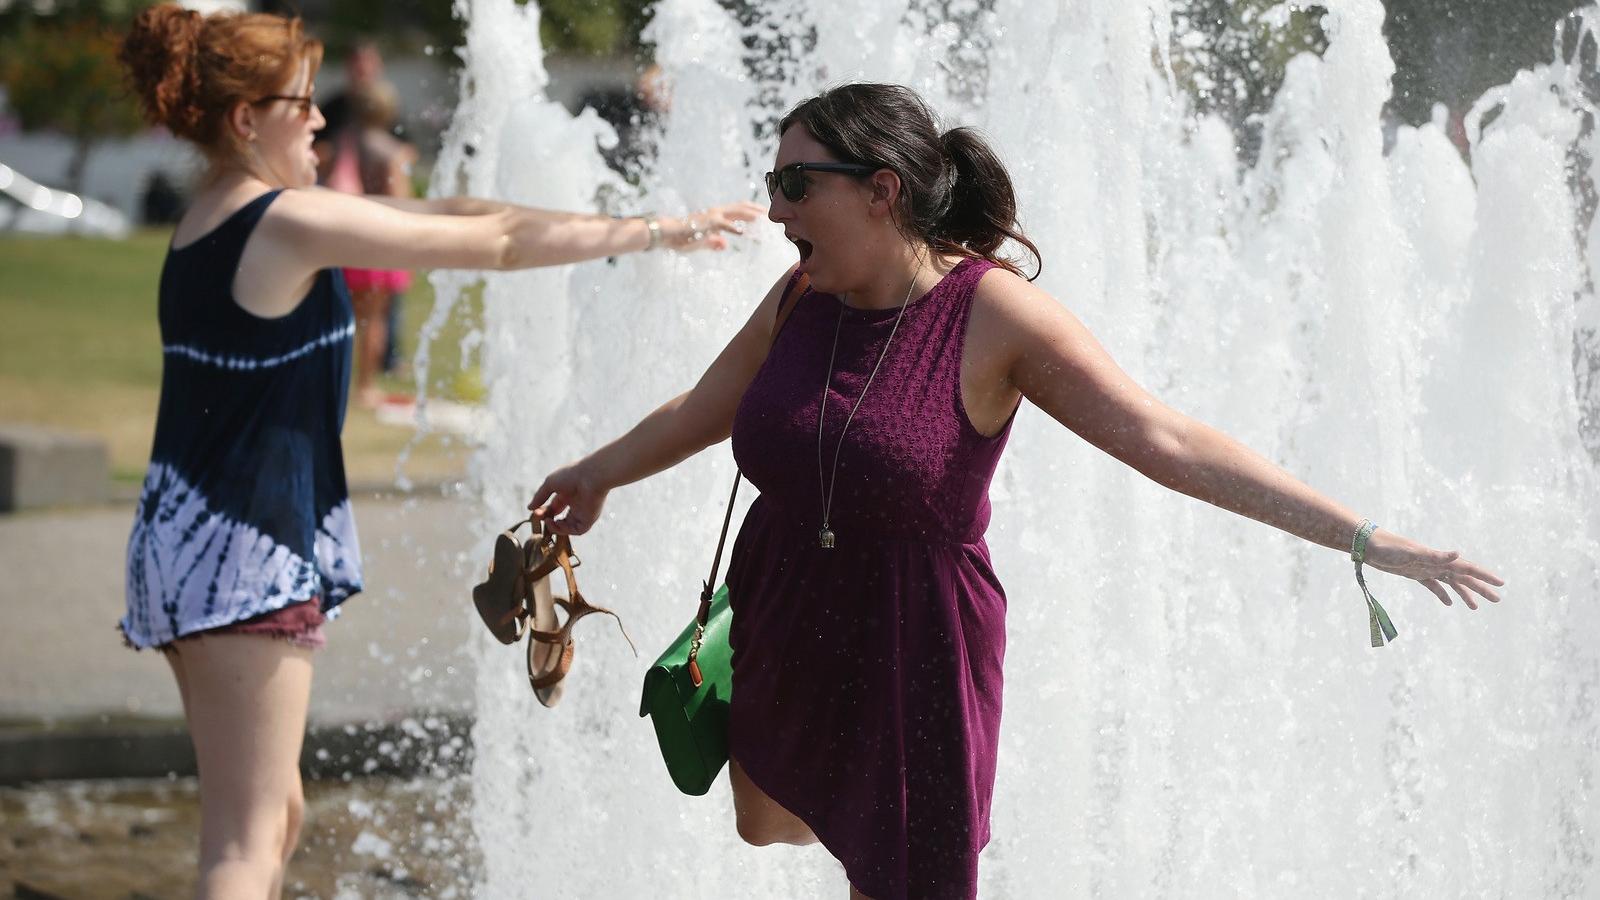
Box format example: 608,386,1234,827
1384,0,1586,125
0,15,146,195
302,0,652,62
1171,0,1329,146
536,0,654,58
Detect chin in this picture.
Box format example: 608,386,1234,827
797,260,847,296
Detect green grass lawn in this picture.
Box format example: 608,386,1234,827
0,230,483,486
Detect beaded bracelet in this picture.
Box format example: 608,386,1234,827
1352,519,1398,648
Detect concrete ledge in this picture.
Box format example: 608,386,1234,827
0,423,108,512
0,713,473,785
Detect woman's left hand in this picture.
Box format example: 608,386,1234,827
528,461,610,536
1361,529,1505,609
659,202,766,251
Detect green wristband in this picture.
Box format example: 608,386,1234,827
1350,518,1397,647
1351,518,1377,564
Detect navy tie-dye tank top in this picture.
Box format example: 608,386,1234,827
122,190,363,648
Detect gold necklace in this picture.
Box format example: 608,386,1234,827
815,272,920,549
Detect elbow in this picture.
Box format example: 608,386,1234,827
1118,417,1193,490
491,210,538,270
492,232,517,270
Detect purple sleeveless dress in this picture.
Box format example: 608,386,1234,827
728,257,1013,900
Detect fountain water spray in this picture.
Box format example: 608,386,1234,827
426,0,1600,894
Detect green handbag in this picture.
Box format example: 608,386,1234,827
638,476,740,796
638,272,808,795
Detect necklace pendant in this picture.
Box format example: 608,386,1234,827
818,527,836,549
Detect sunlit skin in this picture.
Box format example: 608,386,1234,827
766,124,959,307
171,62,764,321
236,59,324,190
526,111,1504,899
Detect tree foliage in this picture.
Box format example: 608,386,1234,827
1384,0,1586,124
1171,1,1330,130
535,0,654,58
0,11,147,193
296,0,654,61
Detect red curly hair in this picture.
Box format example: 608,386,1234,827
119,4,323,162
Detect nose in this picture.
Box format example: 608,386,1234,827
766,193,790,224
310,101,326,130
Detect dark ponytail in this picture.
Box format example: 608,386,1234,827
935,127,1040,278
779,83,1042,281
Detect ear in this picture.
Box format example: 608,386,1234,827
865,169,902,221
227,100,258,143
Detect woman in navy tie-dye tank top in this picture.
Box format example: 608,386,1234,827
118,5,760,893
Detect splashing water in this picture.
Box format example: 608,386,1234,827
425,0,1600,894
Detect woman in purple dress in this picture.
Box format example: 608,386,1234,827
530,83,1503,899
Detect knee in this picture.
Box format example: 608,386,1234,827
735,812,814,847
736,813,780,847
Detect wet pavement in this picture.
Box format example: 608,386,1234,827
1,776,479,898
0,489,492,894
0,490,481,728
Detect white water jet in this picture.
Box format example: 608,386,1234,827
427,0,1600,894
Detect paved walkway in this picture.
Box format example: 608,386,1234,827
0,490,479,726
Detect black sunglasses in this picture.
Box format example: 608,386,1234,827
254,93,316,117
764,162,879,202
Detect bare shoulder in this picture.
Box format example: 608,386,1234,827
263,186,382,232
970,264,1069,338
257,187,422,255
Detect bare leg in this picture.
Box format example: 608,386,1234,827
730,758,879,897
164,646,193,717
168,635,314,899
729,756,818,847
350,287,392,407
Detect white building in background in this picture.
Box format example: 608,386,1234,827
179,0,247,11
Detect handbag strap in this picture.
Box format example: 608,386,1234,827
696,269,810,627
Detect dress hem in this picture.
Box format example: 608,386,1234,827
118,583,357,651
730,745,904,900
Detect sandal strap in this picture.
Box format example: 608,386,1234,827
524,537,561,581
528,626,567,644
567,591,637,656
529,641,574,690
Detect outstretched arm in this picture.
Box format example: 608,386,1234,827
251,189,764,310
974,270,1503,609
355,191,759,257
527,267,799,534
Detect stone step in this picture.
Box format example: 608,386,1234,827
0,423,108,512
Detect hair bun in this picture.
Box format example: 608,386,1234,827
120,4,206,138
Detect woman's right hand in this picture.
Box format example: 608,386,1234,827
528,461,610,535
658,202,766,252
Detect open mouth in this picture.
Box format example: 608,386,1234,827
790,237,814,262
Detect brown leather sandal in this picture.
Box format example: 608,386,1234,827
471,520,537,645
523,532,637,708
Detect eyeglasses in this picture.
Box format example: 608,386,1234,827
253,93,316,118
764,162,879,203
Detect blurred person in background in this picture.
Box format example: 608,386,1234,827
333,78,417,407
315,40,413,389
118,5,762,896
312,38,384,182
